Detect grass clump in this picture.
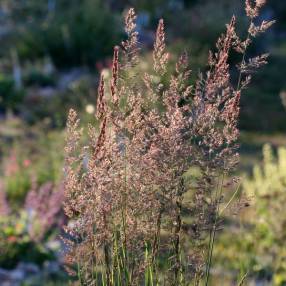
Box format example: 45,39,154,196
63,1,274,285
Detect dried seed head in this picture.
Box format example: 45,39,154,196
153,19,169,75
122,8,139,66
96,75,106,119
125,8,137,36
111,46,119,106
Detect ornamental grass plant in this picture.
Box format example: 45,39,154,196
63,1,274,285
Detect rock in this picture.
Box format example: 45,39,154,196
27,87,57,99
0,267,21,285
0,260,62,285
9,268,25,281
17,262,40,275
0,268,10,280
0,263,40,286
58,68,89,90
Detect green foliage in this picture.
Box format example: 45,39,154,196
34,131,64,185
0,213,55,269
0,74,25,111
20,74,96,127
5,168,31,208
0,0,283,133
0,124,65,207
216,144,286,285
243,144,286,284
0,127,64,270
15,0,121,68
23,69,56,87
244,144,286,196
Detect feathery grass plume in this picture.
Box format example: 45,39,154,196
196,1,273,283
96,75,106,120
187,16,242,284
63,109,83,219
238,0,275,88
153,19,169,75
122,8,139,67
63,3,273,285
111,47,120,107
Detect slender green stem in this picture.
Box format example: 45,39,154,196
104,242,112,286
205,172,225,286
152,211,162,284
219,182,241,216
237,271,248,286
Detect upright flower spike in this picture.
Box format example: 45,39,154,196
96,75,106,120
64,109,81,164
90,116,107,161
122,8,139,67
125,8,136,35
111,46,119,106
63,109,83,219
205,16,236,101
153,19,169,75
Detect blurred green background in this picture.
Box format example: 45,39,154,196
0,0,285,131
0,0,285,285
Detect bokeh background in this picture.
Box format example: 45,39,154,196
0,0,285,285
